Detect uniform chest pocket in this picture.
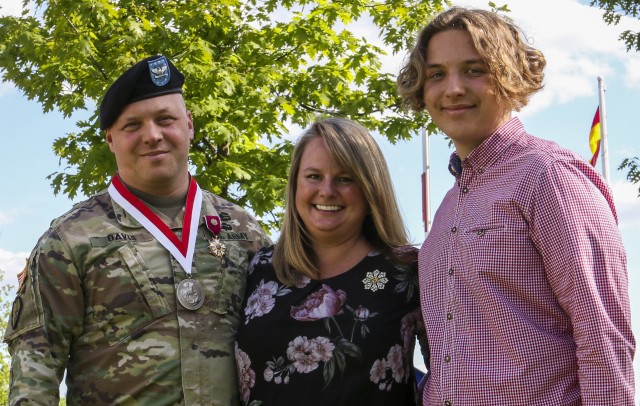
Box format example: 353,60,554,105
89,245,171,346
210,243,249,320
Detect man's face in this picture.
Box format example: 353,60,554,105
105,93,194,195
422,29,511,159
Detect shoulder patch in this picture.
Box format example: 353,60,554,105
3,256,45,343
16,258,28,294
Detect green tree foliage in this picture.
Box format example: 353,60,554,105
590,0,640,51
590,0,640,195
0,271,14,402
620,157,640,196
0,0,446,230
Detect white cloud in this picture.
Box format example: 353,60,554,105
0,0,23,17
611,179,640,231
0,0,24,97
625,55,640,88
613,142,639,161
0,207,23,226
0,248,28,290
345,0,640,121
448,0,640,114
0,80,16,98
0,211,10,227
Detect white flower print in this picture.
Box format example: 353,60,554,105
244,279,291,324
248,247,274,275
244,289,275,324
369,344,409,391
287,336,321,373
263,367,274,382
286,336,311,361
293,352,320,374
266,336,336,385
387,344,404,383
362,269,388,291
255,280,279,297
313,336,335,362
370,358,387,383
271,288,374,389
235,343,256,403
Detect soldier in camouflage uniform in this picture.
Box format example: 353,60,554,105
3,55,271,405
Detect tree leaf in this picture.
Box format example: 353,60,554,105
0,0,446,232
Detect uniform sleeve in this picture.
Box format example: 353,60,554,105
3,230,85,405
529,159,635,404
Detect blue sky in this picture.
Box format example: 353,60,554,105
1,0,640,399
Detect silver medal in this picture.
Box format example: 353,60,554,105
177,278,205,310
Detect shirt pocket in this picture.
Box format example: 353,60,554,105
462,222,530,276
464,223,505,238
90,244,171,346
210,243,248,322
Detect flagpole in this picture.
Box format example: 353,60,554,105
597,76,610,184
422,127,431,236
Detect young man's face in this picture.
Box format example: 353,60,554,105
422,29,511,159
105,93,194,195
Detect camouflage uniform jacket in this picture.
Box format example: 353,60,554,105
3,188,272,405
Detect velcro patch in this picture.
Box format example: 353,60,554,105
221,232,250,241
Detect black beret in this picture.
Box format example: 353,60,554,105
99,55,185,130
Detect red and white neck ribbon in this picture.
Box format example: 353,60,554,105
108,174,202,273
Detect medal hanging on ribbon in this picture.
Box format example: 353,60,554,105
176,278,206,310
205,215,226,257
108,174,206,310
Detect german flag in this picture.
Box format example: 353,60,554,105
589,108,601,167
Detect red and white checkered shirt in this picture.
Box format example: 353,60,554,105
419,118,635,405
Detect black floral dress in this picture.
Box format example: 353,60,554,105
235,245,427,406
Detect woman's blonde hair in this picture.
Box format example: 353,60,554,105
397,6,546,113
273,117,411,286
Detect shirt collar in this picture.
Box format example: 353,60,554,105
448,117,526,178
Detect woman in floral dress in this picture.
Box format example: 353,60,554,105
235,117,429,405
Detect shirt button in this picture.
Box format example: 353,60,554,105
462,186,469,193
451,226,457,233
448,268,454,276
444,401,452,406
477,229,485,237
444,355,451,362
446,313,453,320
